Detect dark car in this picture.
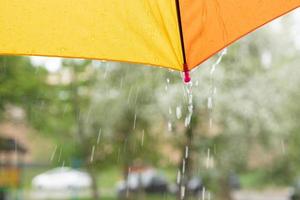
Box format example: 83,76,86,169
228,173,241,190
116,168,169,198
169,176,204,197
0,189,7,200
290,180,300,200
187,177,204,196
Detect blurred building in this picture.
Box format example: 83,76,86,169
0,105,54,164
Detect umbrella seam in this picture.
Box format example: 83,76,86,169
175,0,188,72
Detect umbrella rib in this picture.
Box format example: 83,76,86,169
175,0,187,66
175,0,191,82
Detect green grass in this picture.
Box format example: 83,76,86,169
18,166,178,199
97,167,122,188
240,170,270,189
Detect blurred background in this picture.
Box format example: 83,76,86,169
0,8,299,200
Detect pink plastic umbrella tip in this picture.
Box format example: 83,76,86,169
184,69,191,83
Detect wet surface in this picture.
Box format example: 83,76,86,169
233,189,291,200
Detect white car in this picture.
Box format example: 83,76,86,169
31,167,92,199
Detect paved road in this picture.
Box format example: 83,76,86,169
233,189,292,200
27,188,292,200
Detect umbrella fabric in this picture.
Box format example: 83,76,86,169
179,0,300,69
0,0,299,73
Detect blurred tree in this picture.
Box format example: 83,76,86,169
156,14,300,200
0,56,48,118
59,59,101,199
88,62,166,199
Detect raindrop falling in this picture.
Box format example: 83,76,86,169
141,130,145,146
182,159,186,174
177,170,181,184
213,87,217,95
90,145,95,163
181,186,186,200
126,186,130,199
176,106,182,119
168,121,172,132
210,48,227,75
126,167,132,198
50,145,57,161
206,149,211,169
185,146,189,159
207,191,211,200
165,78,170,91
209,118,213,129
185,116,191,127
208,48,227,129
202,187,206,200
134,87,140,104
97,128,102,144
58,147,62,162
207,97,213,110
133,113,137,130
184,82,193,127
117,147,121,162
103,64,108,79
127,86,133,104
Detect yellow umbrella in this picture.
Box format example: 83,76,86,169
0,0,299,82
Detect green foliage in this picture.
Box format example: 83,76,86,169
0,56,47,115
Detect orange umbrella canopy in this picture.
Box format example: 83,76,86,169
0,0,299,80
